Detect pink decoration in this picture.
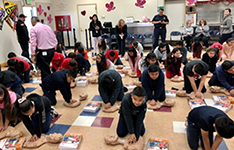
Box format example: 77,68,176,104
47,6,50,11
187,0,197,5
135,0,146,8
89,16,92,20
41,19,44,24
81,10,86,16
44,12,47,17
105,1,116,12
37,5,44,16
47,14,53,24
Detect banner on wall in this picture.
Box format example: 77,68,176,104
0,7,5,30
3,1,18,31
4,16,14,31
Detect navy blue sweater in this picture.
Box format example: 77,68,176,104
77,54,88,74
41,70,72,103
208,62,234,91
119,92,146,140
141,67,165,101
98,70,123,105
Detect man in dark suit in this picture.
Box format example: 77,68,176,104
16,14,30,59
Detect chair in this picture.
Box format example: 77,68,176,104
142,33,153,47
110,34,118,49
170,31,182,45
209,30,220,44
125,34,133,47
132,33,143,44
101,34,111,45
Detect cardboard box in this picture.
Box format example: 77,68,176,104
125,84,137,90
188,99,206,110
59,134,82,150
76,77,88,87
83,102,102,113
146,137,169,150
32,78,42,84
118,71,125,78
211,101,233,112
165,90,176,98
0,137,25,150
85,72,96,77
212,95,230,103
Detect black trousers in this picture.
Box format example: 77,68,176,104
187,119,213,149
19,39,29,59
116,114,145,140
36,49,54,81
195,35,209,47
184,35,193,49
117,37,126,57
220,32,233,44
153,27,166,49
42,87,57,106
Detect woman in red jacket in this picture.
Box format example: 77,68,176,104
165,48,182,78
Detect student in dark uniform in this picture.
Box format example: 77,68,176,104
187,106,234,150
141,64,165,106
0,70,24,96
16,14,30,59
201,48,219,73
208,60,234,96
40,69,78,106
16,94,52,142
117,87,146,144
183,60,209,96
98,70,124,109
152,8,169,49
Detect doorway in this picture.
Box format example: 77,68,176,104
77,4,97,49
165,0,185,41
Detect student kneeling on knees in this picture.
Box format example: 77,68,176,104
40,69,78,106
208,60,234,96
187,106,234,150
117,87,146,144
98,70,124,109
183,60,209,97
16,94,52,142
142,64,165,106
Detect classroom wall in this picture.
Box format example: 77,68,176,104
0,0,51,64
51,0,165,46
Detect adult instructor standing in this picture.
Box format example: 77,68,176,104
30,16,57,81
152,8,169,49
16,14,30,59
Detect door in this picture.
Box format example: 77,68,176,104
77,4,97,48
165,0,185,41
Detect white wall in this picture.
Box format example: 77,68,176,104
0,0,21,64
51,0,165,46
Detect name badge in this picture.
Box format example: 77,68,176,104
42,51,47,56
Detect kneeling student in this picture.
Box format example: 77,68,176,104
187,106,234,150
117,87,146,144
141,64,165,106
16,94,52,142
98,70,124,109
40,69,78,106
